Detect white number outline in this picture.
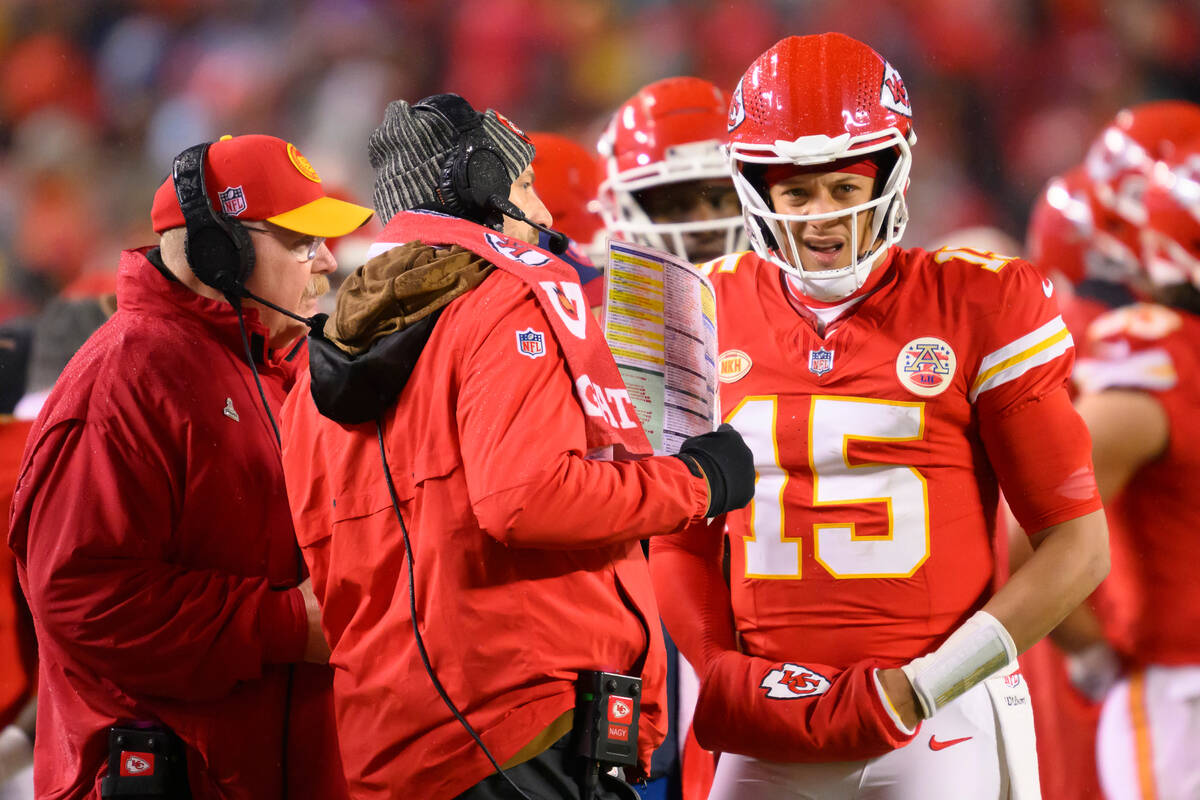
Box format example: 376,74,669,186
809,396,931,579
730,394,932,581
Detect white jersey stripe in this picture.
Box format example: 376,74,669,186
1073,349,1178,395
977,316,1069,376
970,333,1074,402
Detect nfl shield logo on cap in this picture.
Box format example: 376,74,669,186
515,328,546,359
808,348,834,376
218,186,247,217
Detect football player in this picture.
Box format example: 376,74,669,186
597,76,745,264
1070,135,1200,800
649,33,1109,798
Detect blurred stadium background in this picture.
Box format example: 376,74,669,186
0,0,1198,320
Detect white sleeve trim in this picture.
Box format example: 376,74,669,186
970,315,1073,402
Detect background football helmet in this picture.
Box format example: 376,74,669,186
1141,137,1200,289
727,33,916,301
529,132,604,249
597,76,746,263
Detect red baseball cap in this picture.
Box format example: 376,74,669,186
151,134,373,236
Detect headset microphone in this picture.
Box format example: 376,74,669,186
487,194,569,255
238,288,321,330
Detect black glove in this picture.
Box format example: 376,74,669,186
674,423,755,517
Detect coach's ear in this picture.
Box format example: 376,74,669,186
692,651,918,762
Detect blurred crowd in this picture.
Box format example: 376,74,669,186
0,0,1198,323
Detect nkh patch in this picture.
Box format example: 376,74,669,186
896,336,956,397
808,348,834,376
515,327,546,359
718,349,752,383
760,663,831,699
218,185,247,216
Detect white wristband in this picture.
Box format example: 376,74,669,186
900,610,1017,719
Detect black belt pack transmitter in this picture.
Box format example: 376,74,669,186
573,670,642,767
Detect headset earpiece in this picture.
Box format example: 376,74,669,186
173,143,255,298
416,95,513,227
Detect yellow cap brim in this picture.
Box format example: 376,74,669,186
268,196,374,238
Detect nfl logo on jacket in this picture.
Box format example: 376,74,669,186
516,327,546,359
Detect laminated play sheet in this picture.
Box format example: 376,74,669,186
602,240,718,455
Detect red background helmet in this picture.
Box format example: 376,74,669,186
1084,100,1200,228
1026,166,1095,285
728,33,916,301
596,76,745,262
529,132,603,247
1141,136,1200,289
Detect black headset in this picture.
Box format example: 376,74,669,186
172,142,256,298
414,94,513,228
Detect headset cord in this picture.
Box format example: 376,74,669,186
375,419,534,800
232,298,295,796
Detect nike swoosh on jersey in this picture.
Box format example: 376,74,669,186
1042,277,1054,297
928,735,973,751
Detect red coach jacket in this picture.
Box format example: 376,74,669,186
280,226,709,800
8,249,342,799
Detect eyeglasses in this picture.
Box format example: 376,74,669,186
242,224,325,263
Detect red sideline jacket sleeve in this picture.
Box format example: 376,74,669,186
12,420,306,702
459,288,709,548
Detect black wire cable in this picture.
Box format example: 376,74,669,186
375,419,534,800
232,296,282,446
232,297,293,795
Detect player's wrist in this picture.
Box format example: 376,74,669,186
900,610,1017,719
874,668,920,733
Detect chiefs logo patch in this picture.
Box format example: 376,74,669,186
727,77,747,132
287,142,322,182
896,336,956,397
761,663,831,700
119,751,154,776
718,349,752,383
485,232,551,268
879,61,913,118
538,281,588,339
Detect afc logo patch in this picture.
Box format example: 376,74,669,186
484,232,551,267
879,61,913,118
896,336,956,397
218,186,247,216
515,327,546,359
728,77,746,132
808,348,834,376
761,663,831,699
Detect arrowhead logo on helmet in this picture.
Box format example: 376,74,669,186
880,62,912,118
728,78,746,132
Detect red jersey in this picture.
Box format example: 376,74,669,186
1075,302,1200,665
703,246,1078,668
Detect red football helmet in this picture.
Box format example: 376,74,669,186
727,33,916,300
597,76,746,263
1141,137,1200,289
1083,100,1200,228
1026,166,1096,285
529,132,604,248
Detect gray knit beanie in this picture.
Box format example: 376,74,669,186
368,96,535,224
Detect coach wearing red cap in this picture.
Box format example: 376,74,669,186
8,134,372,799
